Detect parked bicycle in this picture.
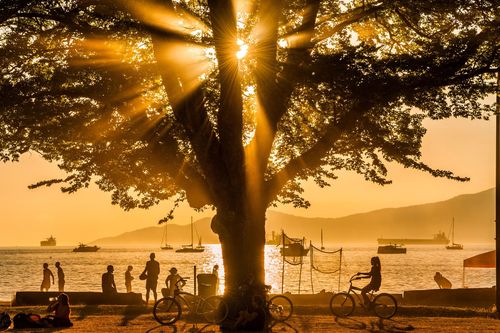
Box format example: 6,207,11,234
265,286,293,322
330,273,397,319
153,277,229,325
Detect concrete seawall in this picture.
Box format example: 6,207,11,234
13,291,143,306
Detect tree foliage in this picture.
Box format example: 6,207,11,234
1,0,498,217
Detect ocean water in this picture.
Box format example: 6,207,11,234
0,244,495,301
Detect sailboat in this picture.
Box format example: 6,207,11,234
446,217,463,250
160,221,173,250
175,217,205,253
320,229,325,250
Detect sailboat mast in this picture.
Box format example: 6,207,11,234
190,216,194,247
451,218,454,244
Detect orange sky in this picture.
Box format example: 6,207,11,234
0,117,495,246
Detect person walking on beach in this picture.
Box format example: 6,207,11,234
125,265,134,293
101,265,117,293
40,263,54,292
356,256,382,307
141,253,160,304
55,262,65,292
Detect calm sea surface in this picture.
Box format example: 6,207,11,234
0,244,495,301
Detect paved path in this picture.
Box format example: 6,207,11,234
9,314,498,332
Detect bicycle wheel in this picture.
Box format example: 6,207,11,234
200,296,229,324
373,293,397,319
153,297,181,325
329,292,355,317
268,295,293,322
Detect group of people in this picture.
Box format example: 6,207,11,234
100,253,220,304
40,262,65,292
40,253,220,305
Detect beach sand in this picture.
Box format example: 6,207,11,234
1,305,499,332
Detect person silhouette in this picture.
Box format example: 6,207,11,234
165,267,185,297
141,253,160,304
44,293,73,327
356,256,382,307
212,264,219,295
101,265,117,293
55,262,65,292
40,263,54,292
125,265,134,293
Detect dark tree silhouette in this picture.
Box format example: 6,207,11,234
0,0,498,327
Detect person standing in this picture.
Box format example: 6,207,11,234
125,265,134,293
141,253,160,304
165,267,184,297
212,264,219,295
40,263,54,292
101,265,117,293
55,262,65,292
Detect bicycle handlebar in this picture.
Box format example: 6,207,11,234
349,274,365,282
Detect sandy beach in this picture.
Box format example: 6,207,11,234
1,304,499,332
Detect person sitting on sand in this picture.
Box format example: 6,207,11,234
165,267,185,297
102,265,117,293
356,256,382,307
125,265,134,293
40,263,54,292
434,272,452,289
44,293,73,327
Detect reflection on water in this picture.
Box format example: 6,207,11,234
0,244,495,301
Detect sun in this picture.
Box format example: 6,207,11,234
236,39,248,59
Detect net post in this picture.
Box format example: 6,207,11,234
194,265,197,296
281,230,285,294
338,248,343,292
310,241,314,294
298,237,304,294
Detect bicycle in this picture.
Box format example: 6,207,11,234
329,273,397,319
265,286,293,322
153,277,229,325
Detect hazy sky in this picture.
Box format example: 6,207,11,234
0,117,495,246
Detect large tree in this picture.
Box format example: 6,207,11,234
1,0,498,325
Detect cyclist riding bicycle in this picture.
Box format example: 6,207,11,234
355,256,381,307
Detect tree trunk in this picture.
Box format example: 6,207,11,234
212,205,267,330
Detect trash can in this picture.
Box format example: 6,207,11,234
197,274,217,298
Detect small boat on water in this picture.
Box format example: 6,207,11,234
377,244,407,254
40,236,56,247
280,243,309,257
73,243,100,252
175,217,205,253
446,217,463,250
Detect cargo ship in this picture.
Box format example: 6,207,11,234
377,231,449,245
40,236,56,247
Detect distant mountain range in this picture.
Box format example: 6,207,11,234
90,188,495,246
